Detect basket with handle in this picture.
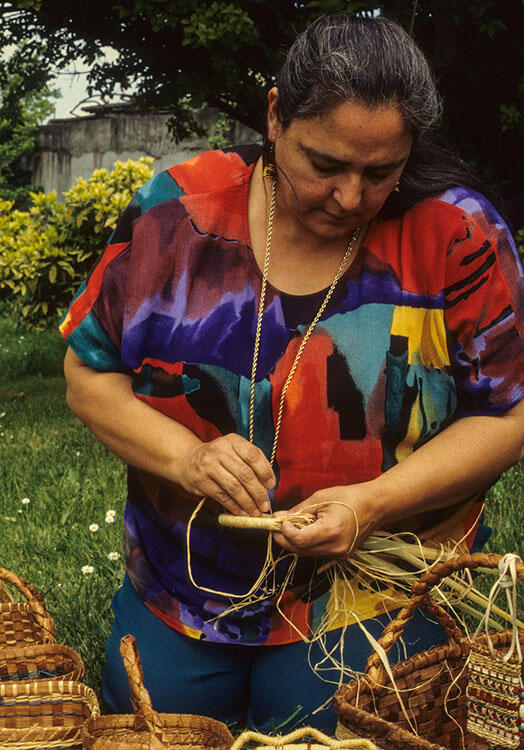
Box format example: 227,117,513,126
333,552,524,750
0,640,85,683
0,567,56,645
0,678,100,748
230,727,380,750
82,634,235,749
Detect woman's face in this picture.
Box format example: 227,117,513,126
267,88,413,241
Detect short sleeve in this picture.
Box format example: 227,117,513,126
59,167,184,372
441,189,524,417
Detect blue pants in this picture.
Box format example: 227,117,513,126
103,575,445,733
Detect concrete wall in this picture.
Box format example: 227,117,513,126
33,108,260,197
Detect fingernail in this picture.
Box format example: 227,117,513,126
262,502,270,513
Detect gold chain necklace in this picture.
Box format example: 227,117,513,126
248,165,362,468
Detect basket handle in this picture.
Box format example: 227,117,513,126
231,727,379,750
0,567,56,641
364,552,523,685
119,634,169,746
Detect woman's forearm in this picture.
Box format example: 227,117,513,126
64,348,202,485
370,400,524,527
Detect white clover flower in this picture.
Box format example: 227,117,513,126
76,451,81,457
105,510,116,523
0,412,5,418
89,523,99,532
21,497,30,505
81,565,94,575
107,552,121,561
17,509,23,514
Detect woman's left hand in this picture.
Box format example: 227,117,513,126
271,485,377,558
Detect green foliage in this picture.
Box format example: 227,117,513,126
1,1,523,224
0,43,59,208
181,3,259,50
0,157,154,328
207,110,236,150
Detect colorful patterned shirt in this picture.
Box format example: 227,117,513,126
60,146,524,645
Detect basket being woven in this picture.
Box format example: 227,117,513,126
0,678,100,748
0,567,56,645
333,552,524,750
82,634,235,749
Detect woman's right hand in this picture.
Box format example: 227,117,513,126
177,434,275,516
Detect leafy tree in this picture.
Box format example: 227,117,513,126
0,42,59,208
0,0,522,226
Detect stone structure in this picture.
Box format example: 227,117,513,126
33,103,260,197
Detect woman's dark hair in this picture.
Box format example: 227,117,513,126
266,14,487,217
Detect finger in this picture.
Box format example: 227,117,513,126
222,457,272,513
230,437,275,490
275,519,353,558
189,475,247,517
212,464,268,516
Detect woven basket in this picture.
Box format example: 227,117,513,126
82,634,235,749
0,567,56,646
0,678,100,748
230,727,380,750
0,641,85,683
333,552,524,750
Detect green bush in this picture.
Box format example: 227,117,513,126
0,157,154,329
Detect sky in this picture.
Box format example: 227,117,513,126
46,48,127,121
49,68,93,120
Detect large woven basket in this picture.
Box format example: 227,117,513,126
0,678,100,748
333,552,524,750
82,634,235,749
0,567,56,645
0,641,85,683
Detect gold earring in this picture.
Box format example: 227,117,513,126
393,181,400,192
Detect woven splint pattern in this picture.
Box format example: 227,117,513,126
466,645,523,747
0,679,100,748
0,642,84,683
334,553,524,750
0,568,56,645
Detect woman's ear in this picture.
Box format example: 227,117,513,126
267,87,281,143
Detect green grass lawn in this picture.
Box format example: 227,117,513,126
0,314,523,706
0,316,126,696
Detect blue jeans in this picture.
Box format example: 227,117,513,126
103,575,446,733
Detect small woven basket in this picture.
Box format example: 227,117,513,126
333,552,524,750
0,641,85,683
0,678,100,748
0,567,56,646
82,634,235,749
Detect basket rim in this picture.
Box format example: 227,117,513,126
0,641,83,659
83,710,235,738
0,677,100,712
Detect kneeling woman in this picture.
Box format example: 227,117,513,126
61,14,524,733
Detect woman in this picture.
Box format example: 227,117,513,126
61,14,524,733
